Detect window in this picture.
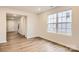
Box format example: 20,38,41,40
48,14,57,32
48,10,72,35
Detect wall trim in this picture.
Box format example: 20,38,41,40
34,37,79,52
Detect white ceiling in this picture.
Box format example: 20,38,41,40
6,6,56,20
5,6,56,14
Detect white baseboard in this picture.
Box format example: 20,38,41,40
0,40,7,43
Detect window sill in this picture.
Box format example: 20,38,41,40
48,32,72,36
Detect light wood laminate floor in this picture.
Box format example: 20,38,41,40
0,32,72,52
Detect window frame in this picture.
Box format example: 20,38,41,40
48,14,57,33
48,10,72,35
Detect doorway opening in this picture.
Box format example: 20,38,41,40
6,13,27,41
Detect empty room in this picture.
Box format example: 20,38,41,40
0,6,79,52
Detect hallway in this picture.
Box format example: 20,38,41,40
0,32,73,52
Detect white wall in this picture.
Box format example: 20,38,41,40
18,16,26,35
0,8,6,43
7,19,18,32
38,6,79,50
0,7,39,43
27,14,39,38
